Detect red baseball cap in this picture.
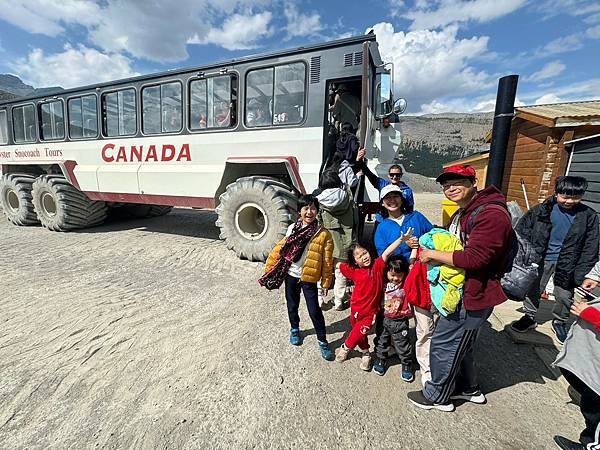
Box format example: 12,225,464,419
435,164,477,183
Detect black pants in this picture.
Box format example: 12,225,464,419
374,314,412,365
560,368,600,446
284,275,327,343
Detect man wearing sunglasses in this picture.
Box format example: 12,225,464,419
356,148,414,223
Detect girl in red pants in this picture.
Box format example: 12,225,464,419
336,228,414,370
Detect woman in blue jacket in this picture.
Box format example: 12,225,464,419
374,184,433,262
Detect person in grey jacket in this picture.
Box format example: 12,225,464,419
552,261,600,450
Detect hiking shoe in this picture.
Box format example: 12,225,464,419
359,352,372,371
450,389,487,404
372,358,386,376
401,364,415,383
552,320,568,343
407,390,454,412
553,435,585,450
289,328,301,346
336,345,350,363
318,341,334,361
510,315,537,333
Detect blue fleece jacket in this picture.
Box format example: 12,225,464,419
374,211,434,262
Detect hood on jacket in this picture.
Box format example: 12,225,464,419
316,188,350,213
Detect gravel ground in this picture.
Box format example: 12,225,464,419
0,193,583,449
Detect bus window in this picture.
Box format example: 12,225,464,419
273,63,305,125
68,95,98,139
103,88,137,137
189,75,237,131
142,81,182,134
0,110,7,144
40,100,65,141
12,104,36,143
245,68,273,127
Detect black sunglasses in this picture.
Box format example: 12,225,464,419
388,173,403,178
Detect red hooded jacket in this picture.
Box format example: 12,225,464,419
450,186,513,311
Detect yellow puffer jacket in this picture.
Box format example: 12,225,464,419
264,226,334,289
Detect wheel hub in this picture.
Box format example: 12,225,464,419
5,189,20,213
235,202,268,240
41,192,57,217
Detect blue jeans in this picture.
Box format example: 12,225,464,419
284,275,327,343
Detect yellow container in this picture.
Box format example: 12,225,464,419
441,200,459,227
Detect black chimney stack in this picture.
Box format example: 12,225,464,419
486,75,519,189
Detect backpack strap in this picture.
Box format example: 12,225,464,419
463,201,510,243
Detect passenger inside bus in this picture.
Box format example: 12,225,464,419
329,83,360,133
215,101,231,127
198,113,207,128
247,98,270,127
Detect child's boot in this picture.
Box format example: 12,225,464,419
401,363,415,383
359,351,372,371
289,328,301,346
318,341,334,361
372,358,387,376
335,344,350,362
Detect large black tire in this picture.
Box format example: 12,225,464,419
0,173,40,225
111,204,173,219
216,177,297,261
32,175,108,231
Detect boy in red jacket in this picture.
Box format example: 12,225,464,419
407,164,513,412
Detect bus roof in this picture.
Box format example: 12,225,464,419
0,34,378,106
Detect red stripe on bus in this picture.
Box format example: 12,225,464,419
84,192,215,209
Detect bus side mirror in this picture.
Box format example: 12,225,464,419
393,98,407,115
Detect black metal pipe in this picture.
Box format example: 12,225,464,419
486,75,519,189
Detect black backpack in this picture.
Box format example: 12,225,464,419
335,129,359,165
464,202,541,301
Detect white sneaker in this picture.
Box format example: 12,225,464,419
359,352,372,371
336,345,350,363
450,390,487,404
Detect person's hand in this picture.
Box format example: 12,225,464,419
408,237,419,249
357,148,366,161
419,249,439,265
582,278,599,290
401,227,414,241
571,301,589,317
320,288,329,298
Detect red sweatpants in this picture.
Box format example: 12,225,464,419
344,310,377,351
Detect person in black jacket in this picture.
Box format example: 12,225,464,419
511,176,599,342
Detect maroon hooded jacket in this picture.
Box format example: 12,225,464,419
450,186,513,311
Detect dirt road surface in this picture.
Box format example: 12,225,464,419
0,193,582,449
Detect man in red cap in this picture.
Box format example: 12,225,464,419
407,164,513,412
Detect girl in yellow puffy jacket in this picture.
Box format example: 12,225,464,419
260,195,335,361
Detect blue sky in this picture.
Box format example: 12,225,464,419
0,0,598,113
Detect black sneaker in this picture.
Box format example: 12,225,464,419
450,389,487,404
552,320,568,343
553,435,585,450
407,390,454,412
510,315,537,333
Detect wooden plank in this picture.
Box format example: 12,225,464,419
504,159,547,169
515,110,556,128
514,142,547,152
515,135,548,146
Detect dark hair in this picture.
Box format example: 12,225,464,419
297,194,319,213
387,256,409,275
388,164,403,174
555,176,588,197
346,241,372,268
319,170,343,190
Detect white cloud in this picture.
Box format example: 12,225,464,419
189,12,273,51
10,44,139,88
372,22,493,112
538,33,584,55
534,93,562,104
0,0,100,36
587,25,600,39
404,0,527,30
527,60,566,82
418,95,524,114
283,4,322,38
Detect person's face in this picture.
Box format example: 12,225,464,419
381,192,403,214
352,247,372,268
556,193,582,209
300,204,318,225
387,269,405,285
441,177,477,204
388,169,403,185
